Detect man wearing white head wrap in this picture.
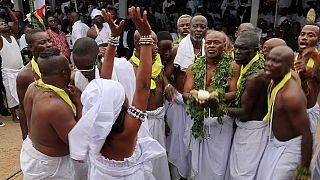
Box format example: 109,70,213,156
69,7,165,179
87,9,111,45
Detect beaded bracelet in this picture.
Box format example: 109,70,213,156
139,35,154,45
127,105,148,122
108,36,120,46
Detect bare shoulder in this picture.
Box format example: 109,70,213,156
171,46,178,59
247,70,267,84
17,66,33,88
281,79,307,108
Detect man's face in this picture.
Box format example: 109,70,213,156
189,17,207,42
262,41,272,58
298,25,319,51
48,16,58,29
0,22,10,33
177,17,191,37
151,34,159,59
94,15,104,24
73,54,96,81
110,10,117,20
234,37,256,65
205,33,226,59
30,32,52,57
265,49,289,80
158,40,172,64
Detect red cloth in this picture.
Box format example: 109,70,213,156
47,28,71,60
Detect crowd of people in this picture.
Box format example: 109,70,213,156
1,0,320,180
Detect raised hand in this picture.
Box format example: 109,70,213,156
102,9,125,37
128,7,151,36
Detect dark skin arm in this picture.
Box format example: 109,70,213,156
164,46,177,78
6,8,19,37
283,89,312,169
16,69,33,140
227,74,261,120
100,9,125,79
225,61,240,102
294,48,320,82
68,85,82,122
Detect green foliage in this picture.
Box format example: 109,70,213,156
233,54,264,107
187,52,233,139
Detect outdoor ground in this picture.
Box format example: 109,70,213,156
0,115,23,180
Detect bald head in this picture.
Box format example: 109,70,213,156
189,15,208,42
73,37,99,58
205,31,227,59
190,15,208,26
68,12,80,24
236,23,256,37
262,38,287,58
269,46,294,66
236,31,259,49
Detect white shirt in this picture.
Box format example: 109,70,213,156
72,20,90,45
0,36,23,69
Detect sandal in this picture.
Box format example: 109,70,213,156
0,121,5,127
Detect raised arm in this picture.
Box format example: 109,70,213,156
121,7,153,139
6,8,19,36
100,9,125,79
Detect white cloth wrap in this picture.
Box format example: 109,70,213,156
2,68,21,108
307,103,320,150
190,116,234,180
112,57,136,105
89,136,166,180
75,65,100,92
256,135,302,180
69,79,126,161
146,106,171,180
20,136,75,179
173,34,205,72
228,119,268,180
165,92,192,179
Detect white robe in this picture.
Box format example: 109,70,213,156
2,68,21,108
74,66,100,92
256,135,301,180
228,119,268,180
89,136,166,180
20,136,75,180
190,116,234,180
165,92,192,179
146,106,171,180
307,103,320,151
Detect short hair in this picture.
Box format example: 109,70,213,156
25,29,44,44
39,48,61,59
24,23,34,29
190,15,208,26
73,37,99,57
157,31,173,42
47,14,57,21
237,31,259,48
177,14,192,27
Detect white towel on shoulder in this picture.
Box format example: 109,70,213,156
173,34,205,72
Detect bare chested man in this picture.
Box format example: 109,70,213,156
294,25,320,146
164,15,208,179
20,48,82,179
227,31,268,179
262,38,287,58
129,30,171,180
16,30,52,140
257,46,312,180
184,31,237,180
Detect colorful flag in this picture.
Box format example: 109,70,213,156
31,4,46,30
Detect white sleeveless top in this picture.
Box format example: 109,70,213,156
0,36,23,69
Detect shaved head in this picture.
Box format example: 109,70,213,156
236,23,256,37
262,38,287,58
190,15,208,26
38,48,70,76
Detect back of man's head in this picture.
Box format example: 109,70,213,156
73,37,99,58
26,29,44,45
236,23,256,37
236,31,259,49
157,31,173,43
38,48,69,76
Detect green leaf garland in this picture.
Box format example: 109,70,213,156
233,53,265,107
187,52,233,139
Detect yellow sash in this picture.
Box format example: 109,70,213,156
31,56,41,78
294,52,315,69
237,52,259,88
263,71,292,121
37,79,74,109
131,52,163,90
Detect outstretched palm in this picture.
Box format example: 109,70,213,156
128,7,151,36
102,9,125,37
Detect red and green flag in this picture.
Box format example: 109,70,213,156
31,4,46,30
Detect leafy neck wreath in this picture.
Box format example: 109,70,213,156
187,52,233,139
233,52,265,107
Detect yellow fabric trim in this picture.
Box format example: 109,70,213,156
237,52,259,88
131,51,163,90
263,71,292,121
37,79,74,109
31,57,41,78
294,51,316,69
